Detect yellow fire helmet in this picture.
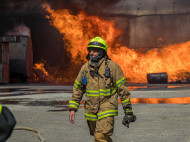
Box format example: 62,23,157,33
87,37,107,52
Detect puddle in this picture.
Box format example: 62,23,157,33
48,108,69,112
0,92,43,97
25,100,70,106
19,89,73,93
128,84,190,90
0,85,190,108
0,88,72,93
0,88,73,97
0,98,33,105
0,88,21,92
0,84,190,97
124,97,190,104
0,97,189,112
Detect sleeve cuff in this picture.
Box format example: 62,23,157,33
69,108,78,112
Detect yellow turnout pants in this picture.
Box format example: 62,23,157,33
87,116,114,142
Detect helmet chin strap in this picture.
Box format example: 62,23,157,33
90,49,104,66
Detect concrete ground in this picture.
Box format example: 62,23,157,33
0,84,190,142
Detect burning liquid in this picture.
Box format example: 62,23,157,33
39,3,190,83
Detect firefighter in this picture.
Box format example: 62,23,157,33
69,37,135,142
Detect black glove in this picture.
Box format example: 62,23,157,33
122,114,136,128
122,99,136,128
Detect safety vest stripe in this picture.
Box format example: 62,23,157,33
84,113,97,121
98,110,118,119
69,101,79,109
115,77,126,87
122,98,131,107
74,80,82,89
0,104,2,114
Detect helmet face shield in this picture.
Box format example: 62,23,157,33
86,47,106,61
88,47,102,52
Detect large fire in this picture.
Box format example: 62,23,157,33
38,3,190,83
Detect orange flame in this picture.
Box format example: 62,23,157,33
42,3,190,83
33,62,57,83
112,42,190,83
42,3,121,64
33,62,49,76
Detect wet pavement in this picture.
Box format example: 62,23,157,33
0,83,190,142
1,84,190,107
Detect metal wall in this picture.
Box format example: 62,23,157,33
103,0,190,16
129,14,190,48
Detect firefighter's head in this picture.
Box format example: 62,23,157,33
87,36,107,53
86,37,107,61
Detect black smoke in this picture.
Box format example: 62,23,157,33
45,0,121,15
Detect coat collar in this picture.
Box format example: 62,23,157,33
89,57,105,70
88,57,106,77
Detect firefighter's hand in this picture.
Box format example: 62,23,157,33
122,114,136,128
69,111,75,124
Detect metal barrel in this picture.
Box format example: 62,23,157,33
147,72,168,84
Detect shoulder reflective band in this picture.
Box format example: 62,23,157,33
98,110,118,120
85,113,97,121
0,104,2,114
74,80,82,89
69,101,79,110
122,98,131,107
115,77,126,88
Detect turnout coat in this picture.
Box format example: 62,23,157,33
69,57,132,121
